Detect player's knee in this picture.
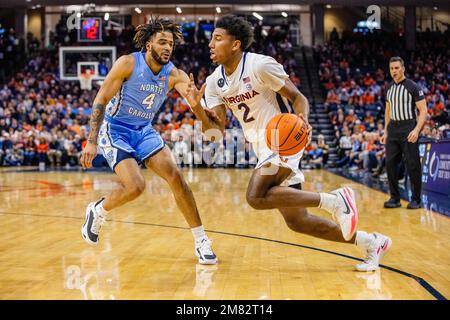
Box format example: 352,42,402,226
125,180,146,200
246,194,265,210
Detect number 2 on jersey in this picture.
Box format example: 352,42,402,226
143,93,156,109
238,103,255,123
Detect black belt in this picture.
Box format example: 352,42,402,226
390,119,416,125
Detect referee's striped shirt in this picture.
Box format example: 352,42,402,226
385,78,425,121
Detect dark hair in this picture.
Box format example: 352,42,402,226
389,56,404,66
215,15,254,50
133,16,182,50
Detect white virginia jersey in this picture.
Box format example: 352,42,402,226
205,52,293,144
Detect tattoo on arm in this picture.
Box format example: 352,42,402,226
87,103,105,144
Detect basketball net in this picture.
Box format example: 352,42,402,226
79,70,94,90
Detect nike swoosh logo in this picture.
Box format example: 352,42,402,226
381,240,388,250
338,193,351,215
86,209,98,240
197,248,204,260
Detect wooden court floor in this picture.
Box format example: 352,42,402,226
0,167,449,300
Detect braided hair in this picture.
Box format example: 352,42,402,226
133,16,183,51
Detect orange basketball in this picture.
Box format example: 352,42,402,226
266,114,309,156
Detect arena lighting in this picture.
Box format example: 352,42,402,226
134,7,142,14
104,13,109,21
326,4,332,9
176,7,182,14
357,20,379,28
252,12,263,21
281,12,288,18
216,7,221,14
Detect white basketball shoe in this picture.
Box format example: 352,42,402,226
330,187,359,241
81,198,106,246
195,238,218,265
355,233,392,272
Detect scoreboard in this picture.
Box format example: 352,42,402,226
78,17,102,42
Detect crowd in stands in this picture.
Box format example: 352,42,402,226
2,17,448,175
0,18,300,168
313,28,450,179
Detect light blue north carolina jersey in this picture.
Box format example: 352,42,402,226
105,51,174,127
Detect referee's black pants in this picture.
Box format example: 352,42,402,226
385,120,422,202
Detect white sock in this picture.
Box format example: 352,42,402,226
318,193,337,214
355,231,374,249
95,199,109,216
191,225,207,244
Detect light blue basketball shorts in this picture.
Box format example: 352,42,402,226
98,118,165,170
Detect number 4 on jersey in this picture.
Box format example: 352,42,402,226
143,93,156,109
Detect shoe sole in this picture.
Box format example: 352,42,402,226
341,187,358,241
198,258,218,265
384,204,401,208
81,202,99,246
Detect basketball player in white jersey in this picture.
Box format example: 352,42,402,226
186,15,391,271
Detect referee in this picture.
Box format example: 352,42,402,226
381,57,427,209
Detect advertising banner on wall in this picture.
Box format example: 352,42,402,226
421,141,450,196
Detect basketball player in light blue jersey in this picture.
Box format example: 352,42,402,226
80,18,217,265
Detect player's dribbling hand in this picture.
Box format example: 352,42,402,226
185,73,207,108
80,141,97,169
204,108,220,123
298,114,313,146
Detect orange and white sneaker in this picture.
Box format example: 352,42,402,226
356,233,392,272
330,187,358,241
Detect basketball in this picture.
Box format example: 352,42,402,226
266,114,309,156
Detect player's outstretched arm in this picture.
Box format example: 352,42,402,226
80,55,134,169
172,69,227,134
